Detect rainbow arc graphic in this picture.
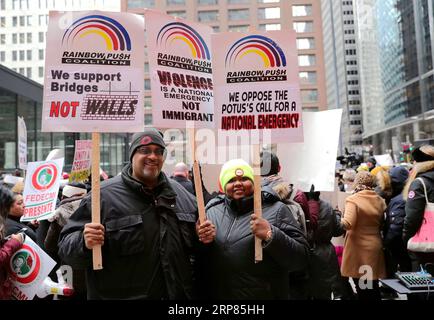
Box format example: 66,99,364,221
62,15,131,51
225,35,286,68
157,22,210,60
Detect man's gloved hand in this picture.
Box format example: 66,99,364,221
305,184,320,201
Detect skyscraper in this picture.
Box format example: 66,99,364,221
356,0,434,157
322,0,363,154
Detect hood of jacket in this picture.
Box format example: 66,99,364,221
50,196,83,226
403,160,434,200
389,166,409,196
261,175,292,201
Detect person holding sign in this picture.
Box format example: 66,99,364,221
1,187,25,300
58,128,213,300
197,159,309,299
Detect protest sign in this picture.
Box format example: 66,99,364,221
278,109,342,192
22,158,64,222
145,10,214,128
374,154,394,167
70,140,92,182
18,117,27,170
8,237,56,300
212,31,303,144
41,11,145,132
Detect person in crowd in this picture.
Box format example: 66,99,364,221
171,162,195,195
383,166,412,275
196,159,309,299
340,171,386,300
403,145,434,270
1,186,24,300
58,128,215,300
260,151,315,299
306,186,345,300
366,157,377,172
342,169,357,193
5,193,37,242
260,151,316,231
44,182,88,300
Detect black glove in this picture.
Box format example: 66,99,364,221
305,184,320,201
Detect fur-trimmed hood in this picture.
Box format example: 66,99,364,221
403,161,434,200
261,175,293,201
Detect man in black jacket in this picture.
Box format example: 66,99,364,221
58,128,215,300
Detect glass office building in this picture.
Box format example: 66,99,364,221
357,0,434,157
0,64,130,175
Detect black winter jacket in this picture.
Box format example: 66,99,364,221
309,200,343,299
198,187,309,300
403,161,434,264
58,164,198,300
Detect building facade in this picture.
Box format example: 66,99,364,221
321,0,363,155
356,0,434,160
0,0,120,84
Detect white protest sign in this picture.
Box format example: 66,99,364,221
145,10,214,128
277,109,342,192
22,158,64,222
212,31,303,144
42,11,145,132
70,140,92,182
17,116,27,170
46,148,64,161
374,154,394,167
8,237,56,300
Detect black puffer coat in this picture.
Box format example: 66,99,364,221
58,164,198,300
403,161,434,265
308,200,344,299
198,187,309,300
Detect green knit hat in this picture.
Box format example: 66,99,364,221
219,159,254,192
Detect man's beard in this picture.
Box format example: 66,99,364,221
142,166,160,180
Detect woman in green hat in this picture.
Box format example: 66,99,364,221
196,159,309,300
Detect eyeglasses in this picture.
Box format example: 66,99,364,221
136,146,165,157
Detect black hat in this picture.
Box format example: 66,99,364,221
412,145,434,162
260,151,280,176
129,128,166,161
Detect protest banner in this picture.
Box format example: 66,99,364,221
146,10,213,222
17,116,27,170
70,140,92,182
212,30,303,262
22,158,64,222
8,237,56,300
42,10,145,270
278,109,343,192
41,11,145,133
374,154,394,167
212,31,303,144
145,10,214,129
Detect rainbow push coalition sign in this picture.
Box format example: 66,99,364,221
145,10,214,129
212,31,303,144
42,11,144,133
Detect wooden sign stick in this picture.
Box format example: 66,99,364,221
253,144,263,263
188,128,206,224
91,132,103,270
